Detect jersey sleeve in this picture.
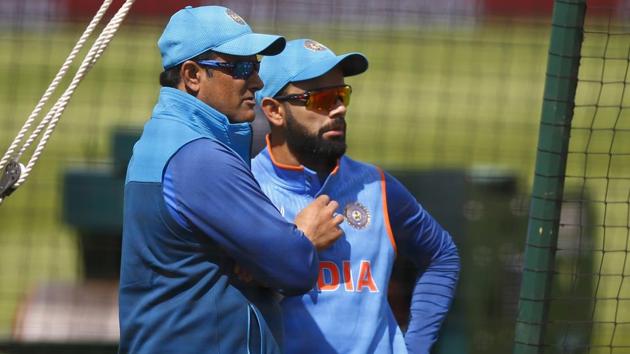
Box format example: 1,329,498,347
384,172,461,354
163,138,319,296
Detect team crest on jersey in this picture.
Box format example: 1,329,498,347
344,202,370,229
304,39,327,52
226,8,246,25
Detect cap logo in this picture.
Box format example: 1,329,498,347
226,8,246,25
304,40,327,52
344,202,370,230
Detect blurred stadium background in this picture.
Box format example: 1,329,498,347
0,0,628,353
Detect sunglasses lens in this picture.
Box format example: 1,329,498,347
339,86,351,106
233,61,257,79
307,86,352,111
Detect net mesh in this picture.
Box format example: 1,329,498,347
540,4,630,354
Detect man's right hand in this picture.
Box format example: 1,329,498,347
294,195,344,251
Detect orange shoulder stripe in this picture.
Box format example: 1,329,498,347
377,167,397,255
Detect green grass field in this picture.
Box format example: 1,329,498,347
0,17,628,352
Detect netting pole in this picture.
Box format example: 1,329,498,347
513,1,586,354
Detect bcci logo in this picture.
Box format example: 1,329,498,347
344,202,370,230
226,8,246,25
304,39,327,52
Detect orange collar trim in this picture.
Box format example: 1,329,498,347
266,134,304,171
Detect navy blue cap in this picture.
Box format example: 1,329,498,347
158,6,286,69
256,39,368,104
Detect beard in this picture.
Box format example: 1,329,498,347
285,112,347,162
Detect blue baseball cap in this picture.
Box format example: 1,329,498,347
256,39,368,104
158,6,286,69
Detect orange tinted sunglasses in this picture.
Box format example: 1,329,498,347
274,85,352,112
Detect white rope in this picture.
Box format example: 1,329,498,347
0,0,137,200
0,0,113,172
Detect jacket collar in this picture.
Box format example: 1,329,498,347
152,87,252,164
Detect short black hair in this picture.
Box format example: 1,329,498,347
159,50,217,88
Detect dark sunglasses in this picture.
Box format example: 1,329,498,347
196,59,260,79
274,85,352,112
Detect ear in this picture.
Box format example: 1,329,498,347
179,61,204,94
260,97,285,128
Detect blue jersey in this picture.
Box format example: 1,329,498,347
119,88,319,354
251,143,460,354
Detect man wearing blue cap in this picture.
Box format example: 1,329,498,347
119,8,344,354
252,39,461,354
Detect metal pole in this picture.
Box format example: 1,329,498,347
513,1,586,353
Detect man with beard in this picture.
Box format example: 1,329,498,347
251,39,461,354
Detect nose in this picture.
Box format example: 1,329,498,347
248,71,264,92
329,97,347,117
